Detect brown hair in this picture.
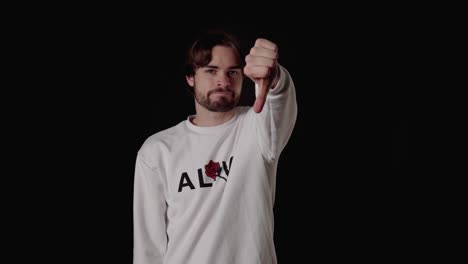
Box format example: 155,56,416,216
184,30,244,76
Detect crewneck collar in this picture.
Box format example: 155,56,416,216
185,108,238,134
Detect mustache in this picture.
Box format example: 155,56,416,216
208,88,234,96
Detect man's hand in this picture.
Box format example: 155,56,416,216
244,38,279,113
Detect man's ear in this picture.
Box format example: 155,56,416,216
185,75,194,87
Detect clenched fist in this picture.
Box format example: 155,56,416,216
243,38,280,113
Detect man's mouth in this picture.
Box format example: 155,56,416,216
209,89,233,96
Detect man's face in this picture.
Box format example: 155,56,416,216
186,46,243,112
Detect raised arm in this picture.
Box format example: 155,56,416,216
244,38,298,161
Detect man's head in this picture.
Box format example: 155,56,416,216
185,31,244,112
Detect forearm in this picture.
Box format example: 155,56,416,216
255,65,298,161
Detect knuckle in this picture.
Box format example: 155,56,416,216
243,66,252,75
270,42,278,51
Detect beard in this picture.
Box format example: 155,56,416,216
194,86,239,112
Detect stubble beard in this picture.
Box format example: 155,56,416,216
194,86,239,112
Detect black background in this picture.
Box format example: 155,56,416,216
13,7,410,263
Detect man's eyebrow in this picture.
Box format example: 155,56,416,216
205,65,242,70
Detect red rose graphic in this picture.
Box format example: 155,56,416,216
204,160,226,181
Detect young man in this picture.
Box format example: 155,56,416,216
133,30,297,264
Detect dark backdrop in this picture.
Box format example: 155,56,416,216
19,9,410,263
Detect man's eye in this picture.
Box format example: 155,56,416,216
229,71,239,76
206,69,216,74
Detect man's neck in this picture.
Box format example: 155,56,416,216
192,106,236,127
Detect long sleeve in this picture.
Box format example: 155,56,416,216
133,154,168,264
255,64,298,162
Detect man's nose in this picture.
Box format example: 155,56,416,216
217,74,231,87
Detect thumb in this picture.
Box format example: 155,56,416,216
253,79,269,113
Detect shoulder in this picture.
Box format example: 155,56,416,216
137,121,186,163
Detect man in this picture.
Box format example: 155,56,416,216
133,30,297,264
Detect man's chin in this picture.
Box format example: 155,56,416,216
208,104,235,112
207,100,237,112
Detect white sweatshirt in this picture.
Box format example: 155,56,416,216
133,65,297,264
